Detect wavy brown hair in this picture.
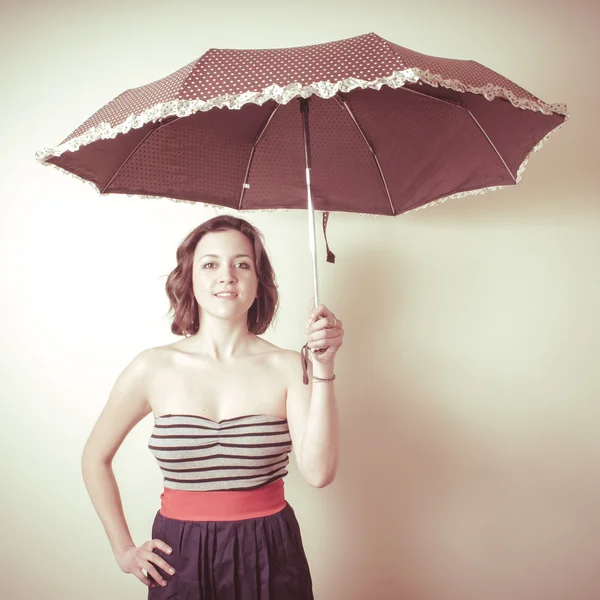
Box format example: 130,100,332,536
166,215,279,336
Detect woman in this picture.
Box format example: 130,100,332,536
81,215,343,599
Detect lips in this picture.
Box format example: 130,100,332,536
215,291,237,298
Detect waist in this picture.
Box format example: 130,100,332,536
159,478,286,521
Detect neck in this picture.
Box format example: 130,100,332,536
187,315,253,360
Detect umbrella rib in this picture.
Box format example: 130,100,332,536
398,86,516,182
100,127,158,194
239,104,281,209
333,95,395,216
464,108,516,182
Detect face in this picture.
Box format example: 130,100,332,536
192,229,259,325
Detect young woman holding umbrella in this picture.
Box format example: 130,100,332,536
81,214,343,599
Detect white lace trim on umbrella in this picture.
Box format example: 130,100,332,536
35,67,567,162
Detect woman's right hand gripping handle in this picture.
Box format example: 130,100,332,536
117,539,176,589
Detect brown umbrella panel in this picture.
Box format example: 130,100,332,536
38,32,567,216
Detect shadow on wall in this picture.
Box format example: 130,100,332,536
325,209,600,600
328,230,497,600
328,243,472,599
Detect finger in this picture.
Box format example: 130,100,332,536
138,551,168,586
308,316,338,332
144,563,168,588
133,569,155,588
152,539,173,555
150,539,174,570
145,547,176,576
148,552,176,576
309,334,343,349
307,329,333,342
308,327,344,342
309,344,337,356
308,304,330,325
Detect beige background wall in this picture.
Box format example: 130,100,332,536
2,1,599,599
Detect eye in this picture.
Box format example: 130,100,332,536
235,262,251,269
202,262,216,269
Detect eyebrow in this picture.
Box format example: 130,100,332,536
198,254,253,260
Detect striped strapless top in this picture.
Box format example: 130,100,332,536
148,413,292,492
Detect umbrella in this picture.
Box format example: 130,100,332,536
37,32,567,307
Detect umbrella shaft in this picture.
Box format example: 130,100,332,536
305,166,319,307
301,99,319,307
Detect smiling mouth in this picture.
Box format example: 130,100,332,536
215,292,237,298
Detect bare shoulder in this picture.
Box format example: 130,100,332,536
138,340,191,371
142,341,183,362
125,346,163,373
102,344,180,415
82,347,163,462
112,346,168,391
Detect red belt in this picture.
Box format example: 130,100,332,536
159,478,286,521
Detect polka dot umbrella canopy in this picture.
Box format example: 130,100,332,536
37,32,567,304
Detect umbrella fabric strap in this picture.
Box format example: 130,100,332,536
323,212,335,264
299,347,335,385
301,344,310,385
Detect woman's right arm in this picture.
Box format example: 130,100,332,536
81,349,174,588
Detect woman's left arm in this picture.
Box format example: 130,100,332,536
285,304,344,488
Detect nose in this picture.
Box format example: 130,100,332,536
218,265,237,284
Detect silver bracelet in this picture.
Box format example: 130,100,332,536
311,374,336,383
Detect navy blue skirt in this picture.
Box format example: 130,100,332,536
148,502,314,600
